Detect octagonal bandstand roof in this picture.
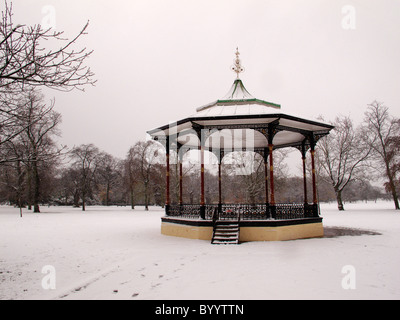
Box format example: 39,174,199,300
147,50,333,152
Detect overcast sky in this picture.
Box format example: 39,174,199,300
10,0,400,160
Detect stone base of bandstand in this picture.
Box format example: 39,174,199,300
161,217,324,242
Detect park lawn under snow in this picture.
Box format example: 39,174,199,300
0,201,399,300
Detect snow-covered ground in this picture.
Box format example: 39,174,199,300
1,201,399,300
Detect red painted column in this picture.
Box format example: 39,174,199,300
165,137,170,214
302,154,308,204
200,146,205,206
218,161,222,206
264,148,269,205
166,153,170,204
269,144,275,205
218,149,223,216
199,144,206,219
311,148,317,205
179,160,183,205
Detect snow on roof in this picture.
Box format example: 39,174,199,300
194,79,281,117
221,78,255,100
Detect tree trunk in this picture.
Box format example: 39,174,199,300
391,187,400,210
386,166,400,210
106,182,110,206
130,188,135,209
32,157,40,213
26,166,32,210
144,182,149,211
73,190,80,207
248,185,256,206
335,188,345,211
16,160,24,217
64,190,68,206
189,191,194,204
82,190,86,211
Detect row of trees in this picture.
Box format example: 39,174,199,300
0,139,166,214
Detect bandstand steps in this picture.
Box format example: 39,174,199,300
211,222,240,245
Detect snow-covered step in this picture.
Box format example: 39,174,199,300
214,232,238,237
212,240,238,245
218,224,238,228
213,235,237,239
216,226,238,230
214,229,238,233
211,221,240,245
214,227,238,232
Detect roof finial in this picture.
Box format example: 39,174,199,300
231,47,245,79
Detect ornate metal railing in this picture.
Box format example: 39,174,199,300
166,203,319,220
275,203,305,219
218,204,268,220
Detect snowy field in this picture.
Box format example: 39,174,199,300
0,201,399,300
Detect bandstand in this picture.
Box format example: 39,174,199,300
147,49,334,244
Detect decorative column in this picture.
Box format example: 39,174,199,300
218,150,222,213
200,143,205,219
269,144,275,205
268,144,276,219
179,155,183,206
256,128,271,218
311,148,317,204
263,147,269,206
165,136,170,215
310,135,319,217
301,142,308,205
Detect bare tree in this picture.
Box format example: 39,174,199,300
362,101,400,210
57,166,81,207
0,1,95,166
225,152,264,204
0,1,95,91
220,150,289,204
70,144,100,211
125,147,139,209
385,134,400,195
0,90,34,155
130,140,163,211
7,89,63,213
169,151,196,204
0,144,26,216
97,152,121,206
317,115,371,211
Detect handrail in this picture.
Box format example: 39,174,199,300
212,206,219,225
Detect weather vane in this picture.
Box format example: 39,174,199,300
231,47,245,79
